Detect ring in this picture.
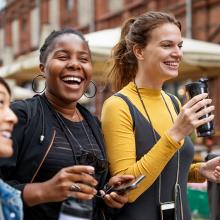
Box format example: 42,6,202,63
69,183,81,192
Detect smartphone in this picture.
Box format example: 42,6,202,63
107,175,146,195
160,202,175,220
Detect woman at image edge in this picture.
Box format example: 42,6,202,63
0,77,22,220
101,11,220,220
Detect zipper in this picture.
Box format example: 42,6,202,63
30,130,56,183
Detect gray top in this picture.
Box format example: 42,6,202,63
112,93,194,220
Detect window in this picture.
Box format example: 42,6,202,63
0,28,4,62
21,18,27,32
49,0,59,29
30,7,40,48
108,0,123,13
65,0,74,12
12,19,19,54
0,0,6,10
0,28,4,52
77,0,91,26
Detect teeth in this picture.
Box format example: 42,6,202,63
165,61,179,67
63,77,82,83
1,131,11,139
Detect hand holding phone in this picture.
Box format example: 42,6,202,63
106,175,145,195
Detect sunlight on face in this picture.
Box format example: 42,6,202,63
41,33,93,105
140,23,183,83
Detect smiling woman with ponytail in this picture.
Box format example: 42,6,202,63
102,11,219,220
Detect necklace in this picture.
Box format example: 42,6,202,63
42,94,107,173
55,111,82,164
134,81,183,220
55,109,108,174
55,110,96,155
76,110,97,155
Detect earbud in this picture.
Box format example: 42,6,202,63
40,135,45,143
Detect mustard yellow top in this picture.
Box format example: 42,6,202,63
101,82,205,202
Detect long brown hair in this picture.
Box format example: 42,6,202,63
108,11,181,91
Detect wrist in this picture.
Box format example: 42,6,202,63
195,162,207,182
37,182,48,204
167,127,183,143
198,162,206,177
23,182,47,206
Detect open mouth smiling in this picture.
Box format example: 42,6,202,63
0,130,12,139
164,61,179,69
62,76,84,85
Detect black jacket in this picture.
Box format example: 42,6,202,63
0,94,108,219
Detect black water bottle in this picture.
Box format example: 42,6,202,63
185,78,214,137
59,198,93,220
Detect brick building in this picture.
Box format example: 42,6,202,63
1,0,220,141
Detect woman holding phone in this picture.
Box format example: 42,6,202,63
0,28,134,220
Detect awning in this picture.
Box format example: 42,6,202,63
85,27,220,80
0,50,39,83
1,27,220,81
85,27,220,66
12,86,35,100
9,85,89,103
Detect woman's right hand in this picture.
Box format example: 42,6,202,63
168,93,214,142
23,165,98,206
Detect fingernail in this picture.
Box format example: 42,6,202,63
88,166,94,170
111,193,116,198
86,166,95,174
105,195,110,200
89,195,94,199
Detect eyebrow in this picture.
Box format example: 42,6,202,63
0,91,6,96
54,49,89,54
0,92,11,103
53,49,68,54
160,40,183,44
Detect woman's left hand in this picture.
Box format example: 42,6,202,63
199,156,220,182
103,191,129,208
102,175,134,208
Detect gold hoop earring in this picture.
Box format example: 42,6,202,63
32,74,46,93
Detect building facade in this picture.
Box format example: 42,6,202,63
1,0,220,141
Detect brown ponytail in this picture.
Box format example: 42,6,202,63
108,11,181,92
108,17,137,92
